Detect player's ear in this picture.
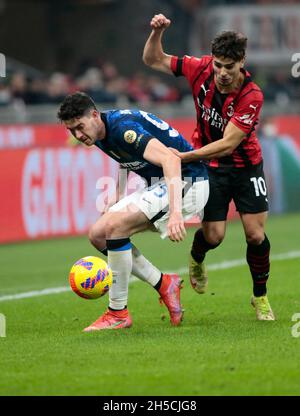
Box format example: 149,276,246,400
91,109,100,119
240,57,246,68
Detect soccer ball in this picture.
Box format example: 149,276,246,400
69,256,112,299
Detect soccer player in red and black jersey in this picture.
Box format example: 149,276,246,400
143,13,275,320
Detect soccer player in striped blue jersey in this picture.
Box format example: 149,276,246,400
58,92,209,331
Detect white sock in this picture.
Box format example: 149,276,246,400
131,244,161,287
108,247,132,310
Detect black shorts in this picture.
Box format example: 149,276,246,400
203,161,269,222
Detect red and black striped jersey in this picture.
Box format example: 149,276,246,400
171,55,264,168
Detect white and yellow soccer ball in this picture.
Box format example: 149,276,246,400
69,256,112,299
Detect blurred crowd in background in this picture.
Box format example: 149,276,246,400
1,59,299,109
0,60,181,107
0,0,299,110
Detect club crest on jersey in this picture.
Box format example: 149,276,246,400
124,130,137,144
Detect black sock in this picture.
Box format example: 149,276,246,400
101,248,108,256
247,234,270,297
154,273,163,291
191,228,221,263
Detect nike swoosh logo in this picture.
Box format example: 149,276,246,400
142,198,152,204
110,320,125,328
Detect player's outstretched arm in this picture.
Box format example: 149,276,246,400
143,139,186,242
143,13,173,74
173,122,246,162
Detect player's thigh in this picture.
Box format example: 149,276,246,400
203,168,232,222
90,203,150,240
233,162,269,216
109,184,164,229
240,211,268,244
106,203,152,237
89,213,111,242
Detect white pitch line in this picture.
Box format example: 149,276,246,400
0,286,71,302
0,250,299,303
173,250,300,276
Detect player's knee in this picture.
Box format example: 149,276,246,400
88,224,106,249
246,230,265,245
204,230,224,245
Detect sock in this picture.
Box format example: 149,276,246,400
191,228,221,263
108,306,127,312
246,234,270,297
100,245,161,287
107,238,132,311
131,245,162,287
154,274,163,291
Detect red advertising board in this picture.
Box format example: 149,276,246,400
0,118,196,150
0,125,69,149
0,147,119,243
3,114,275,243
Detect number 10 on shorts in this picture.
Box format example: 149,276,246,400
250,177,267,197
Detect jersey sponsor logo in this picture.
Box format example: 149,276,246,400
124,130,137,144
197,99,228,132
120,161,148,170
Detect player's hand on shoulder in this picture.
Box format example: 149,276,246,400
150,14,171,31
169,148,193,163
167,212,186,242
168,147,181,157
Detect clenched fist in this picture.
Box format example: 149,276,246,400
150,14,171,31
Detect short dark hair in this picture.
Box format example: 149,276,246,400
211,31,247,62
57,91,97,121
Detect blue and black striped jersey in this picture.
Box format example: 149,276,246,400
95,109,207,184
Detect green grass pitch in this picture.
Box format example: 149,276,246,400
0,213,300,396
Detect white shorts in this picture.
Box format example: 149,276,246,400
109,179,209,239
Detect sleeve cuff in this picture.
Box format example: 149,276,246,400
171,55,183,77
